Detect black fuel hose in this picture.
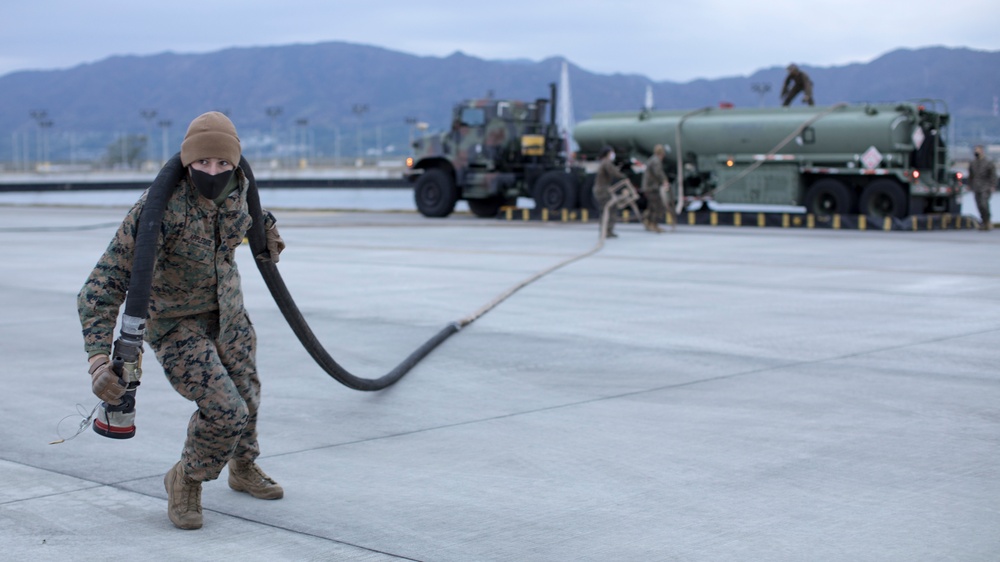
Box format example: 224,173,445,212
118,154,447,392
125,154,183,321
116,154,184,364
240,156,459,391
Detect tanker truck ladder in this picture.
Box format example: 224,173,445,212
674,107,713,216
914,98,951,182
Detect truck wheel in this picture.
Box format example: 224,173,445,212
804,179,852,216
415,169,458,218
859,179,907,219
468,197,503,218
533,171,579,211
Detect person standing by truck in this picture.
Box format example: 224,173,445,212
594,146,626,238
781,64,814,106
968,145,997,230
641,144,670,233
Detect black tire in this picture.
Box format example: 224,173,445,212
414,169,458,218
859,179,907,219
804,178,853,216
533,171,579,211
467,196,504,218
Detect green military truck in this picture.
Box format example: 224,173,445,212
406,84,587,218
573,100,960,218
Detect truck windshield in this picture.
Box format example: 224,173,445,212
497,102,534,122
460,107,486,127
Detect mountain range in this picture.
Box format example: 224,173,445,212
1,42,998,166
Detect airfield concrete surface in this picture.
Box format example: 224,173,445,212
1,203,998,561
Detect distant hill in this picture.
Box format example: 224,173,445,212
1,42,998,167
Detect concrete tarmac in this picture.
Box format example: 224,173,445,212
1,202,998,561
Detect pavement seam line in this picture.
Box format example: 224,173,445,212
0,464,423,561
268,324,1000,457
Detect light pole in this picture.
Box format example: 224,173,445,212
38,119,53,169
121,131,129,169
416,121,428,143
266,106,283,164
405,117,418,154
29,109,47,169
333,125,341,166
352,103,368,165
295,118,308,168
140,109,157,165
158,119,172,164
751,82,772,108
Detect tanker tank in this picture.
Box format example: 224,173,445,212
573,101,958,219
575,104,922,161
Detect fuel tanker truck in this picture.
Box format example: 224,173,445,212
572,100,959,218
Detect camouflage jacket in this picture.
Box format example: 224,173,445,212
642,155,667,193
968,156,997,193
781,69,812,95
594,158,626,197
77,172,265,357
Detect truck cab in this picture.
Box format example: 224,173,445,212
407,85,585,218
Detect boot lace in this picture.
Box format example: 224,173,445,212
180,476,202,512
236,462,275,486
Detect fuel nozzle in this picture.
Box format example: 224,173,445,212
93,318,144,439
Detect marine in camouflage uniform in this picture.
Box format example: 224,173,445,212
781,64,814,107
641,145,670,233
78,111,284,530
968,145,997,230
594,146,626,238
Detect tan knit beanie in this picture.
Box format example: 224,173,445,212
180,111,241,167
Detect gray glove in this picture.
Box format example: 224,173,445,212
89,355,125,405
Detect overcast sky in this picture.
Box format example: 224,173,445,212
1,1,997,82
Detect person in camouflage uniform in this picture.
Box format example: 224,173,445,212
968,145,997,231
593,146,626,238
781,64,814,107
78,112,286,530
641,144,670,233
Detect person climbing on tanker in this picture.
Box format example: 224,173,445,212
968,144,997,230
781,64,814,106
641,144,671,233
78,111,287,530
593,145,627,238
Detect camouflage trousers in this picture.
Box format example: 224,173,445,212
974,189,992,226
150,310,261,482
593,189,616,236
642,188,667,225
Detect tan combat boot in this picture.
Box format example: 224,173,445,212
228,460,284,500
164,461,202,530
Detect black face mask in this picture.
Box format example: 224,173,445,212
189,167,234,200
